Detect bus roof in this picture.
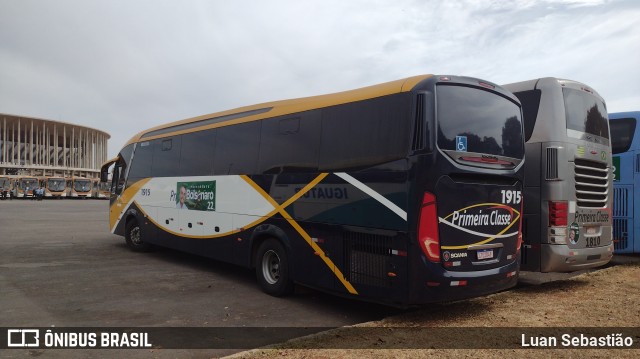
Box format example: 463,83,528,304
609,111,640,119
503,77,606,103
123,75,433,147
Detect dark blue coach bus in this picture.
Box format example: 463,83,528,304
101,75,525,306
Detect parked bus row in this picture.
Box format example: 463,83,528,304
101,74,616,307
0,176,110,199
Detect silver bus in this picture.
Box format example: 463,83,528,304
503,78,613,272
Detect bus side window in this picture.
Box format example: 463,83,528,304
259,112,321,173
180,129,215,176
319,94,411,171
127,141,154,185
214,121,261,175
513,89,541,142
152,136,182,177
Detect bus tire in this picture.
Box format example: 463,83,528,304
255,238,294,297
125,219,152,252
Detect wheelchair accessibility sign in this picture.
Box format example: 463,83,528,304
456,136,468,152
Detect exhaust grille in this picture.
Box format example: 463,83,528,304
545,147,559,180
613,187,629,217
574,158,609,208
343,231,394,288
613,218,629,252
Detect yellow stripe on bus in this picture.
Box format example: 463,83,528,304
123,75,433,146
109,178,151,232
241,174,358,295
113,174,358,295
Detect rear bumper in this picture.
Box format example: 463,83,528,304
540,243,613,272
409,258,519,305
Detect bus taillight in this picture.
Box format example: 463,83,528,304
549,201,569,244
418,192,440,262
549,201,568,226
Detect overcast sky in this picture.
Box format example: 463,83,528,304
1,0,638,158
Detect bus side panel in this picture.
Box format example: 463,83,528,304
141,206,159,247
522,142,542,271
287,222,340,293
630,149,640,254
327,226,409,305
613,184,634,253
612,151,635,253
130,202,235,263
521,187,542,271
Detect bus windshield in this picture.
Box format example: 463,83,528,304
74,180,91,192
48,179,66,191
610,118,636,154
20,179,38,189
436,84,524,159
563,88,609,139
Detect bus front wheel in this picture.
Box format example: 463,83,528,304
125,219,152,252
255,239,294,297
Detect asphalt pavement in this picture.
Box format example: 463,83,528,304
0,199,399,358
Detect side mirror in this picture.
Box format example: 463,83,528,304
100,156,119,183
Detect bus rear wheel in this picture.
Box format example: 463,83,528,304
125,219,152,252
255,238,294,297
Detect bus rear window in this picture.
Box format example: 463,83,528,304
610,118,637,154
436,84,524,159
563,88,609,139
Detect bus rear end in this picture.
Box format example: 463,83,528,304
408,76,524,304
506,78,613,272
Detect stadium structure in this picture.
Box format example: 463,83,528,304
0,113,110,178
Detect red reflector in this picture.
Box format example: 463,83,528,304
549,201,568,227
478,81,495,89
517,201,524,253
426,281,441,287
460,156,514,166
418,192,440,262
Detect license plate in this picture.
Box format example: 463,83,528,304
477,249,494,260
